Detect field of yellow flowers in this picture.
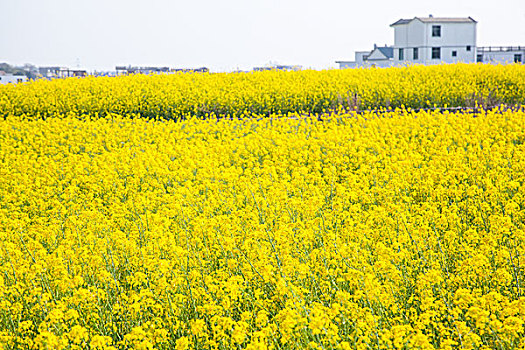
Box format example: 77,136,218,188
1,65,525,349
1,64,525,119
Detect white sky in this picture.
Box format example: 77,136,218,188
1,0,524,72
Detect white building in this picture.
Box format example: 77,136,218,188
477,46,525,64
337,16,525,69
0,74,28,85
391,16,477,64
336,45,394,68
336,16,502,68
252,64,302,72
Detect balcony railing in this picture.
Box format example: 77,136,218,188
477,46,525,52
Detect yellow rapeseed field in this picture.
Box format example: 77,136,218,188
1,64,525,119
1,65,525,349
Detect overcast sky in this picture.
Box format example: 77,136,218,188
1,0,524,72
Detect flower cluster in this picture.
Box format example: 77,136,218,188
1,106,524,349
1,64,525,119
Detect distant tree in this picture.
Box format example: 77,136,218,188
0,62,38,79
0,62,13,73
23,63,38,79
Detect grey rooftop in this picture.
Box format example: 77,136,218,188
390,16,477,26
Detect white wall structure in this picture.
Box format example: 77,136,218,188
477,47,525,64
333,15,524,69
336,61,358,69
336,16,524,69
0,75,28,84
336,45,394,68
390,16,477,65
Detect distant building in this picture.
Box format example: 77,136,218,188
38,67,69,78
391,16,477,64
337,16,523,68
336,45,394,68
252,64,302,72
170,67,209,73
38,67,87,79
0,73,27,85
69,70,87,77
116,66,170,75
116,66,209,75
92,71,118,77
477,46,525,64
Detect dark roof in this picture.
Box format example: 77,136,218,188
377,46,394,58
417,17,476,23
391,16,476,26
390,19,411,26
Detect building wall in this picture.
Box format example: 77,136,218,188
427,22,476,64
366,60,395,68
338,62,358,69
355,52,370,64
338,60,394,69
394,25,408,49
480,50,525,64
0,75,27,84
393,20,476,64
407,21,427,49
367,51,384,60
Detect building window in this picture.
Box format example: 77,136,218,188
432,25,441,37
413,48,418,60
432,47,441,59
466,45,471,51
399,48,404,60
515,54,523,63
452,51,457,57
477,54,483,63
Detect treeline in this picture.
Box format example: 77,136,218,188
0,63,38,79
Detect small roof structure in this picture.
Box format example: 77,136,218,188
366,46,394,60
376,46,394,59
390,19,412,26
390,16,477,26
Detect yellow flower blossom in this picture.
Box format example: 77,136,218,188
1,66,525,349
